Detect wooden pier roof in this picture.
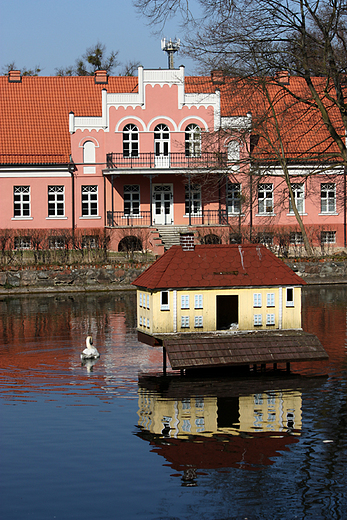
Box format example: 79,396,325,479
139,330,328,370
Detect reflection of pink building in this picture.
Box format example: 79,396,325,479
1,67,345,252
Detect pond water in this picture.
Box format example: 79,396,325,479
0,286,346,520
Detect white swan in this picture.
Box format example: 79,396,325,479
81,335,100,360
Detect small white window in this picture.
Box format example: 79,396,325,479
258,183,274,214
147,294,150,309
194,316,203,328
267,293,275,307
181,316,190,328
147,318,150,328
181,295,190,309
286,287,294,307
139,316,142,326
321,183,336,213
161,291,169,310
194,294,203,309
321,231,336,244
254,314,262,326
266,314,275,325
139,293,142,307
253,293,262,307
83,141,96,174
289,183,304,214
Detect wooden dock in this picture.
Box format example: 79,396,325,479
138,329,328,373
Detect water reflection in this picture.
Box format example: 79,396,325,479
136,376,309,483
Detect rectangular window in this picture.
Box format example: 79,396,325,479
194,294,203,309
81,185,98,216
257,233,274,246
147,318,150,328
181,316,190,328
258,183,273,214
124,185,140,216
139,293,142,307
48,186,65,217
267,293,275,307
14,186,30,218
81,235,98,249
286,287,294,307
289,183,304,214
266,314,275,325
227,183,241,214
185,185,201,215
321,230,336,244
254,314,262,326
321,183,336,213
147,294,150,309
181,295,190,309
48,236,66,249
14,236,31,250
290,232,303,245
139,316,142,326
253,293,262,307
194,316,203,328
161,291,169,310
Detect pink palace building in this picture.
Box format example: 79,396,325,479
1,62,346,254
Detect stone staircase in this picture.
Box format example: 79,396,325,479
156,225,190,250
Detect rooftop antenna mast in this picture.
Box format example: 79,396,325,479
161,38,180,69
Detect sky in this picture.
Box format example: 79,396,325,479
0,0,198,76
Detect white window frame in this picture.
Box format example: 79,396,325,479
83,141,96,174
181,295,190,309
181,316,190,328
123,124,139,158
147,318,150,328
13,186,30,218
139,316,143,326
139,293,143,307
320,183,336,214
258,183,274,215
266,314,275,325
321,230,336,244
227,140,240,171
160,291,169,311
254,314,262,326
194,294,203,309
81,185,98,217
185,124,201,157
290,232,303,245
48,185,65,218
227,182,241,214
253,293,262,308
185,184,201,216
286,287,294,307
124,185,140,216
147,294,150,309
289,183,305,214
194,316,203,328
267,293,275,307
14,236,31,250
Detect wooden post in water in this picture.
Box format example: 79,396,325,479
163,347,167,376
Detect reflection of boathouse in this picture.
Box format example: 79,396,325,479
136,377,305,479
133,237,328,372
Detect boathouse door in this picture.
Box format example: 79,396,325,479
216,295,238,330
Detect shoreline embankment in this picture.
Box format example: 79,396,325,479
0,257,346,295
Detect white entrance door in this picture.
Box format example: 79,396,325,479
153,184,173,225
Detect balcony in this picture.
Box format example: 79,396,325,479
106,152,227,170
106,209,229,227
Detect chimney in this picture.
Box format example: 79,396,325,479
180,232,195,251
8,70,21,83
211,70,225,85
275,71,290,85
94,70,108,84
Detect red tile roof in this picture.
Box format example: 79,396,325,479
132,243,305,289
0,75,138,165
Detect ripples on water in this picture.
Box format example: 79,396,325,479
0,287,346,520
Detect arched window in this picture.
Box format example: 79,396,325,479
185,124,201,157
118,236,142,252
123,124,139,158
83,141,96,174
154,124,170,156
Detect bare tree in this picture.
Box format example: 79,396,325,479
56,42,119,76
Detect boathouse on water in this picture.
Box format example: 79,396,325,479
132,234,328,372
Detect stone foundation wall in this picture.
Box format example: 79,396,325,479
0,258,346,294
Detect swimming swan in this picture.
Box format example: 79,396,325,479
81,335,100,360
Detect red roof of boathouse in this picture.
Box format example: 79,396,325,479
132,244,305,290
